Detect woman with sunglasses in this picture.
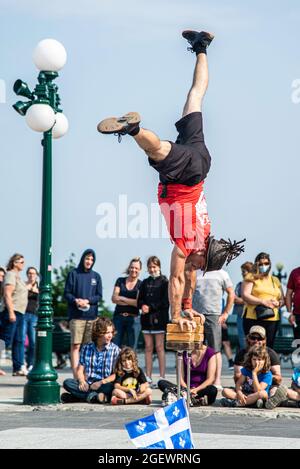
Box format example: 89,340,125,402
241,252,285,348
0,254,28,376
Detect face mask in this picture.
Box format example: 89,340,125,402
150,271,160,279
259,265,270,274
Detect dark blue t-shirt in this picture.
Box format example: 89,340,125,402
114,277,141,316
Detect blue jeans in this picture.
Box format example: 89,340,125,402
0,309,25,372
133,315,141,350
63,378,114,402
113,314,135,348
237,314,246,350
23,312,38,367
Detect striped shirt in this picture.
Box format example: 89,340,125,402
79,342,120,384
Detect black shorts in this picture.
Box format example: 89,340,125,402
149,112,211,186
222,326,229,342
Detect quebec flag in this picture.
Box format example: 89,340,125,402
125,398,194,449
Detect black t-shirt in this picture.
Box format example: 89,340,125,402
115,367,147,391
114,277,141,316
138,275,169,331
234,346,280,367
26,289,38,314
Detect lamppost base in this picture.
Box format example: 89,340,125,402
23,381,60,405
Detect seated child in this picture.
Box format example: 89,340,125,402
111,347,152,405
287,367,300,407
221,345,273,408
61,317,120,403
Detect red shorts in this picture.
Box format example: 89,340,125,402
158,182,211,257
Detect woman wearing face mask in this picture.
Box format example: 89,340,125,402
137,256,169,387
241,252,285,348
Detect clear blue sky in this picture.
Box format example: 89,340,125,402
0,0,299,307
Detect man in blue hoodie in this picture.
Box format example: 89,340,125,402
64,249,103,377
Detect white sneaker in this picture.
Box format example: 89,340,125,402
165,392,177,406
146,376,153,385
21,365,28,375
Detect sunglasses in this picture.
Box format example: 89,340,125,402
249,335,263,341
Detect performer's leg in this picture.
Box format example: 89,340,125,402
182,53,209,117
132,129,171,162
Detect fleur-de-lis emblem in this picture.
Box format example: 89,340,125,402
173,406,180,417
136,420,146,432
179,436,185,448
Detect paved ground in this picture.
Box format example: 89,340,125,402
0,352,299,449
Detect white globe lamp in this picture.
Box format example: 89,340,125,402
33,39,67,72
52,112,69,139
25,103,56,132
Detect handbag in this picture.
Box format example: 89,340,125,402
254,305,275,320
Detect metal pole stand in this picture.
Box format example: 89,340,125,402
166,341,195,408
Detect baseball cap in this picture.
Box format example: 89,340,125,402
249,325,266,339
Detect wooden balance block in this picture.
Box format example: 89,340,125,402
166,316,204,351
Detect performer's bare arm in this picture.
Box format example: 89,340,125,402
183,262,205,324
169,246,186,323
169,246,205,330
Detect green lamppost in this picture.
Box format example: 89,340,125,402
13,39,68,405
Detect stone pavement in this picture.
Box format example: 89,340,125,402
1,352,300,449
0,351,299,418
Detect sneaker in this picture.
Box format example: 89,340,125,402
60,392,79,404
165,391,177,406
87,391,99,404
190,394,209,407
180,389,188,400
55,359,67,370
161,392,168,407
97,112,141,141
228,359,234,370
111,396,125,405
265,385,288,410
214,384,223,391
12,370,28,377
27,365,33,372
182,30,214,54
256,398,264,409
150,382,158,390
199,395,209,406
220,398,237,407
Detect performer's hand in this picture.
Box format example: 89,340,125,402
172,317,196,331
183,309,205,325
141,305,150,314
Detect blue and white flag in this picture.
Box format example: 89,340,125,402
125,398,194,449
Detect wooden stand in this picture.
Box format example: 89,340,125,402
166,318,204,407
